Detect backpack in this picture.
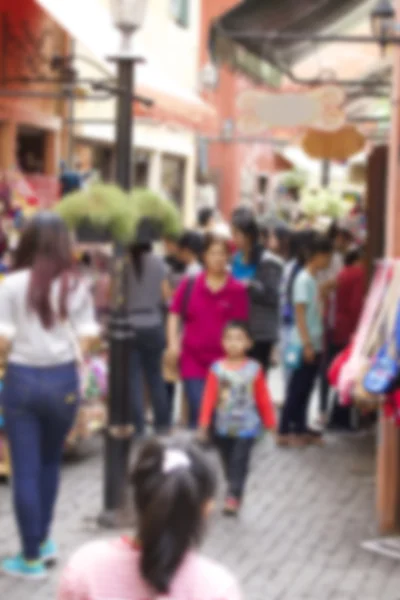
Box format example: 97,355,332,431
182,276,196,321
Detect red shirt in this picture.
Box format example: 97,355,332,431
333,264,366,346
170,273,249,379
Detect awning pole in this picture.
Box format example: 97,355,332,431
321,160,331,188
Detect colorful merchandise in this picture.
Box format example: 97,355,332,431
332,261,400,422
80,355,108,402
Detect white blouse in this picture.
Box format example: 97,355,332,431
0,270,100,367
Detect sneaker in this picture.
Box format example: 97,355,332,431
223,497,240,516
1,555,47,580
40,540,58,566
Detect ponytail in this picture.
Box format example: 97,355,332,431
131,437,217,595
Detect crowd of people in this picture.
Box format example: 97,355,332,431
0,205,367,599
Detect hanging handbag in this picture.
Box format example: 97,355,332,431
363,343,399,395
349,261,397,407
364,264,400,395
364,298,400,395
284,342,303,370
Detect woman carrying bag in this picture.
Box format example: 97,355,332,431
0,213,99,580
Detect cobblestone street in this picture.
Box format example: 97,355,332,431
0,372,400,599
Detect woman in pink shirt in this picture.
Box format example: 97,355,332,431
58,437,241,600
167,234,249,428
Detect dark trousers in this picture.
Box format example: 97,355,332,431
320,336,344,414
279,356,321,435
165,382,175,426
3,362,79,560
249,341,273,372
216,436,254,501
183,378,206,429
130,326,169,435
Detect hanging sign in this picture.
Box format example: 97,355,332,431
236,85,346,136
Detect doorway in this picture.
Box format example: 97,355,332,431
133,150,151,187
17,126,46,173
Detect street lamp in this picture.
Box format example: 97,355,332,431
99,0,149,528
370,0,396,54
111,0,148,47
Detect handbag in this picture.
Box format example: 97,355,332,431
284,342,303,370
363,345,399,395
349,262,400,405
364,299,400,395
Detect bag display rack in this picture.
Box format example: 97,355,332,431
329,259,400,532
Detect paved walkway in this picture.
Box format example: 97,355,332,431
0,380,399,599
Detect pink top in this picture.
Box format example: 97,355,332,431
170,273,249,378
58,538,242,600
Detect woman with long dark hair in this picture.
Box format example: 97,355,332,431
58,436,242,599
0,213,99,580
231,213,283,372
127,235,171,435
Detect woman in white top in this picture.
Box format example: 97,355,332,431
0,213,99,581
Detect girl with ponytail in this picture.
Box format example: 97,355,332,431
58,436,242,599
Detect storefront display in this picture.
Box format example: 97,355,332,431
328,259,400,533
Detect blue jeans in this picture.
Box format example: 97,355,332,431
130,326,169,435
3,362,79,560
183,378,206,429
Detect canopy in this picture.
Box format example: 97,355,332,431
210,0,372,72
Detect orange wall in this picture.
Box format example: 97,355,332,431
0,0,66,143
0,0,70,174
200,0,278,217
200,0,240,217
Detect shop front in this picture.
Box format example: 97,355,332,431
0,0,68,206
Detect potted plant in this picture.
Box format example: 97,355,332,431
56,184,135,244
279,170,307,201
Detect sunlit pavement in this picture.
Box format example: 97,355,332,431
1,369,400,599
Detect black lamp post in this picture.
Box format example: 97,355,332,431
370,0,396,55
99,0,148,528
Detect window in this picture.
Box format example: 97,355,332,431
170,0,189,28
17,126,46,174
161,154,186,208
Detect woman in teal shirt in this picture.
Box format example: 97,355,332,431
278,235,332,446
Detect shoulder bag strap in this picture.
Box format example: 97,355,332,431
182,276,196,322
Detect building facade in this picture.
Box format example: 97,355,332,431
0,0,67,204
199,0,292,217
60,0,209,225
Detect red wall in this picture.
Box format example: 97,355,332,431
200,0,283,217
0,0,66,127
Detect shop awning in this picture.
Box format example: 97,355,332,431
35,0,216,132
210,0,371,72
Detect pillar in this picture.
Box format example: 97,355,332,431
377,0,400,534
0,121,17,170
44,131,60,175
149,150,162,192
